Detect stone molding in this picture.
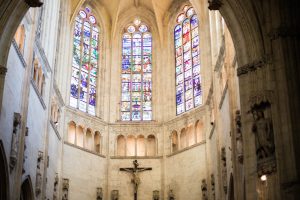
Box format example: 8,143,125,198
208,0,222,10
30,78,46,109
24,0,43,7
248,90,274,107
12,39,27,68
50,120,61,140
35,40,52,74
218,81,228,109
214,35,225,72
237,59,264,76
209,122,216,140
167,141,206,157
64,142,106,158
110,155,163,159
0,65,7,76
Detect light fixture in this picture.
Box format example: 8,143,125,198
260,174,267,181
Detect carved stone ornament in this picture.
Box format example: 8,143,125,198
208,0,222,10
24,0,43,7
53,173,59,200
168,189,175,200
221,147,227,194
97,187,103,200
251,101,276,176
201,179,208,200
235,110,243,163
35,151,43,196
22,127,28,174
111,190,119,200
0,65,7,76
153,190,159,200
62,179,70,200
9,113,21,171
211,174,215,200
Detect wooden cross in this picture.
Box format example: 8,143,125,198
120,160,152,200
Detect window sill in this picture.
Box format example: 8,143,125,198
64,141,105,158
50,120,61,140
31,79,46,109
167,141,206,157
110,156,162,159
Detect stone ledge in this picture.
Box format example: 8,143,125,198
110,156,162,159
167,141,206,157
50,120,61,140
218,81,228,109
30,79,46,109
64,142,106,158
12,39,27,68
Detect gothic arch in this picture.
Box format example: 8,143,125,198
0,140,9,200
20,176,34,200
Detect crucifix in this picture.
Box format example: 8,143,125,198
120,160,152,200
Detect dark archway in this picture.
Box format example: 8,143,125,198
0,140,9,200
20,177,34,200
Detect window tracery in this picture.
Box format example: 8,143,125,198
70,7,99,116
175,6,202,115
121,19,152,121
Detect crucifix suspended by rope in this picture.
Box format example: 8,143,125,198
120,160,152,200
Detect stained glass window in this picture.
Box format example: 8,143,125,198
175,6,202,115
70,7,99,116
121,19,152,121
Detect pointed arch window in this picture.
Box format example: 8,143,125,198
175,6,202,115
121,19,152,121
70,7,99,116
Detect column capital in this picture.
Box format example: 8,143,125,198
24,0,43,7
237,55,272,77
208,0,222,10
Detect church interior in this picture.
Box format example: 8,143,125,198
0,0,299,199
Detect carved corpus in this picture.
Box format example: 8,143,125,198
111,190,119,200
9,113,21,171
35,151,43,196
251,100,276,177
208,0,222,10
153,190,159,200
201,179,208,200
53,173,59,200
235,110,243,163
221,147,227,194
97,187,103,200
62,179,69,200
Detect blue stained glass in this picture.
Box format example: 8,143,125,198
174,25,182,39
71,83,78,98
84,26,91,37
191,15,198,29
121,20,152,121
176,93,184,104
132,112,141,121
